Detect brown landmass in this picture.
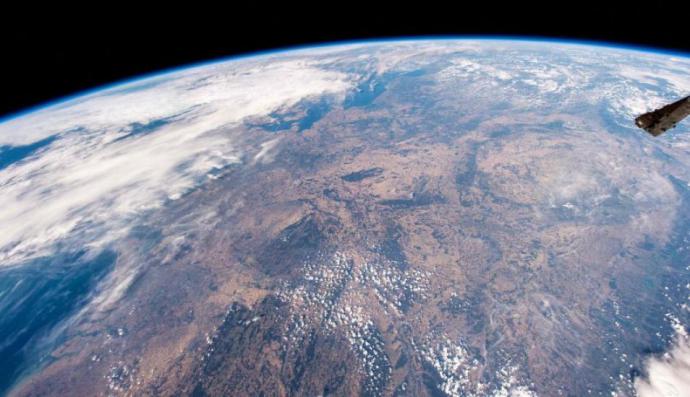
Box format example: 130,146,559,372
12,86,688,397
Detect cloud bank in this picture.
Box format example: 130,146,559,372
635,318,690,397
0,57,352,264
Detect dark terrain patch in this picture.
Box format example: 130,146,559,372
378,192,446,208
187,296,368,397
378,224,408,270
257,214,333,276
440,295,470,316
248,98,333,133
341,167,384,182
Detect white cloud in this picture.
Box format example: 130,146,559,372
0,57,353,264
0,58,351,146
253,137,282,164
635,318,690,397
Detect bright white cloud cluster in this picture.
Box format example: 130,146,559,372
635,317,690,397
0,56,353,264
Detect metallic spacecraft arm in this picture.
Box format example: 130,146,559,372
635,95,690,136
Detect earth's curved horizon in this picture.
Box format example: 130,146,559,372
5,37,690,125
2,39,690,396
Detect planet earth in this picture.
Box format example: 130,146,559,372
1,39,690,397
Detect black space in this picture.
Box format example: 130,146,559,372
2,6,689,120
